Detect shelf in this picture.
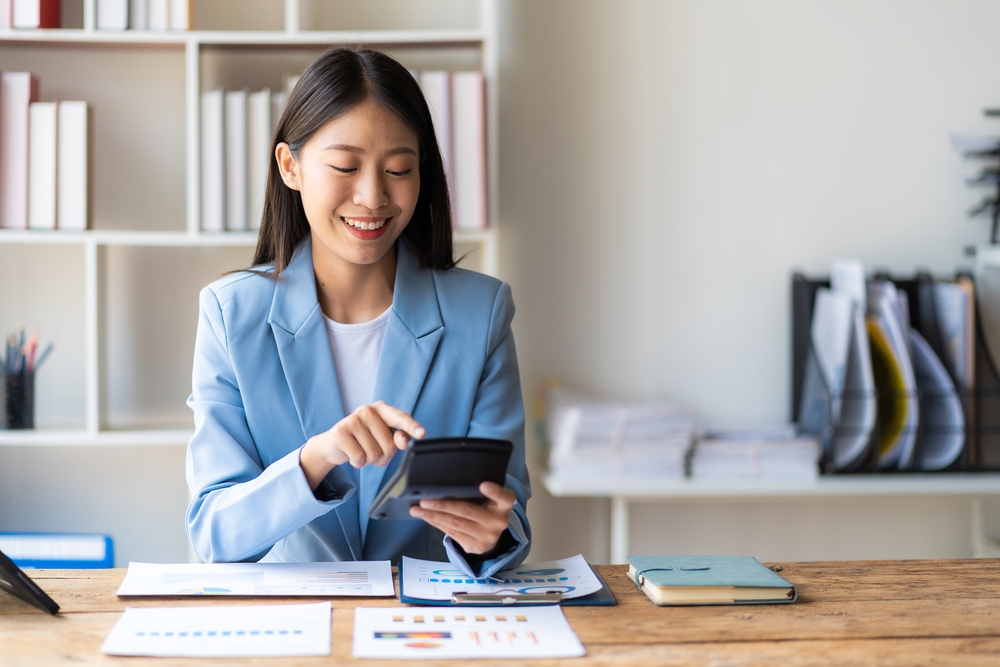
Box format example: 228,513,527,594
544,473,1000,499
0,229,490,247
0,428,192,446
0,29,486,47
0,230,259,246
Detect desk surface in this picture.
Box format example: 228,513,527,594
2,560,1000,666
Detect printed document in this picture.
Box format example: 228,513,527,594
117,561,394,597
352,605,585,659
401,554,602,601
100,602,331,657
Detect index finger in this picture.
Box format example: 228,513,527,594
372,400,426,441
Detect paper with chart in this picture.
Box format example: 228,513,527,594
401,554,602,601
116,561,394,597
100,602,331,657
352,605,585,659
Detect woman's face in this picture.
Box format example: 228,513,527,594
278,99,421,271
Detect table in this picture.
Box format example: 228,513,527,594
545,473,1000,564
3,560,1000,665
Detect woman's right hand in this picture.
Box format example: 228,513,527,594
299,400,426,491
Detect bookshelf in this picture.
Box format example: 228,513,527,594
0,0,501,446
545,473,1000,564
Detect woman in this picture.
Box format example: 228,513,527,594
185,47,530,578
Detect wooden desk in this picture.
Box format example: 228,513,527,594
3,560,1000,666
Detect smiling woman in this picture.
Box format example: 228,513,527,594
184,48,531,578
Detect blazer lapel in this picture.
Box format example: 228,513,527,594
268,239,347,439
359,241,444,544
268,239,362,557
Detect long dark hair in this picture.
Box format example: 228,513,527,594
252,47,455,274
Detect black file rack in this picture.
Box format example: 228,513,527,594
791,272,1000,473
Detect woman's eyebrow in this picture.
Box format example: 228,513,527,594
322,143,417,156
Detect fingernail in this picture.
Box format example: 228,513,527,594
410,507,423,518
416,428,426,438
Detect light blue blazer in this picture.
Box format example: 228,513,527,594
185,237,531,577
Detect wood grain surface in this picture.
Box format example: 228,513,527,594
2,560,999,666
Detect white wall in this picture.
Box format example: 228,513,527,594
497,0,1000,563
4,0,1000,567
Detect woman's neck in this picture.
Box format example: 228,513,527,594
311,241,396,324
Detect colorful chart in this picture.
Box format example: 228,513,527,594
175,587,232,595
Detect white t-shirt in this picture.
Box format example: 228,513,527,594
324,307,391,416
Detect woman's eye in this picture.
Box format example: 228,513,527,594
330,165,357,173
387,169,412,177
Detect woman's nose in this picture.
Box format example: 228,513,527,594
353,169,389,210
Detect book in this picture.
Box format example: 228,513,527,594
12,0,58,28
0,0,12,28
169,0,188,30
224,88,248,231
96,0,128,30
419,71,453,192
246,88,271,231
0,71,38,229
28,101,57,230
451,70,487,230
272,90,288,123
200,88,225,232
147,0,167,31
57,100,88,230
626,555,797,606
128,0,147,30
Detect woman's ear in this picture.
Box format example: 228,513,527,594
275,142,301,191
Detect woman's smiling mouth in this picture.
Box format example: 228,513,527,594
342,216,391,239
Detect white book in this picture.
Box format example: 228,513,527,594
451,70,487,230
271,91,287,128
0,72,37,229
28,101,57,230
168,0,187,30
96,0,128,29
0,0,12,29
418,71,453,192
247,89,271,231
200,89,225,232
128,0,147,30
224,89,248,232
147,0,166,30
57,101,88,230
12,0,37,28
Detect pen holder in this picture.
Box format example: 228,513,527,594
5,371,34,429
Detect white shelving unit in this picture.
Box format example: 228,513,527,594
0,0,500,446
545,473,1000,564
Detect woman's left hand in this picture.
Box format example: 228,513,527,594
409,481,515,555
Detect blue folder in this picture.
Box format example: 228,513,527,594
0,532,114,569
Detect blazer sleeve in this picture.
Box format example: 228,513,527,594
442,281,532,578
185,285,356,563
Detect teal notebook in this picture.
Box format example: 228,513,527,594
626,555,796,606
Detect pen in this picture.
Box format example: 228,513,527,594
23,330,38,372
34,341,55,370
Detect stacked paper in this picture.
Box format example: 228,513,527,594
691,429,821,481
546,389,695,479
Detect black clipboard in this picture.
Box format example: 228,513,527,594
369,437,513,520
0,547,60,615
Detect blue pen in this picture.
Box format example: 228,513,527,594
34,341,55,370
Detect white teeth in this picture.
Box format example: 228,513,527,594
344,217,387,231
